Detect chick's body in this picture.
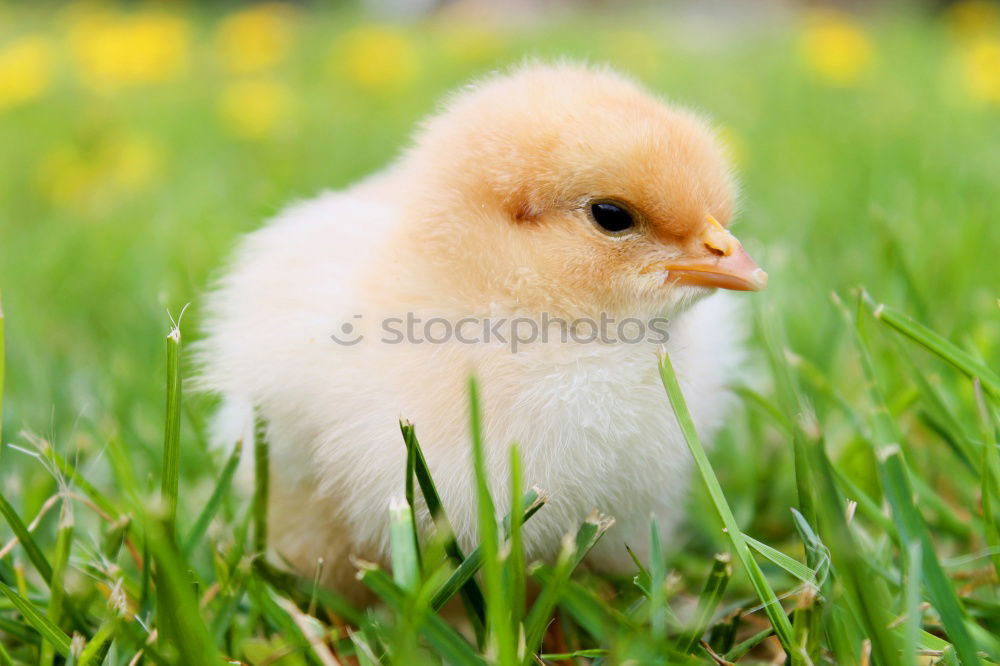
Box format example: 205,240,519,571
200,64,763,599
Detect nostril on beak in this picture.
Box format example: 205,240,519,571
704,242,726,257
702,215,737,257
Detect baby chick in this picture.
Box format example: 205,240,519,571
199,63,766,600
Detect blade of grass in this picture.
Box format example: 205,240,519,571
105,431,142,510
539,649,608,659
648,517,668,642
864,295,999,398
625,544,652,597
906,356,979,470
161,323,182,536
389,554,454,662
723,626,773,662
106,610,172,666
786,350,867,435
757,307,818,530
744,535,816,586
832,465,897,536
468,377,516,663
0,491,52,583
0,616,38,645
658,350,795,654
677,553,732,654
0,292,4,447
348,626,381,666
532,570,636,643
0,581,71,658
789,509,831,588
78,619,116,666
731,386,792,435
847,292,982,665
401,421,487,641
524,511,613,660
790,584,821,666
39,502,73,666
255,560,363,626
183,439,243,555
0,494,90,637
403,421,422,572
357,562,485,665
389,496,420,593
211,566,250,645
250,578,337,666
430,488,544,612
253,417,269,554
270,591,342,666
139,526,151,616
755,305,801,420
788,435,828,664
874,214,932,321
147,515,219,665
789,421,818,541
506,445,526,636
805,436,902,666
901,541,923,666
974,379,1000,581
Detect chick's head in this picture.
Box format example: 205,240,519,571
399,63,767,318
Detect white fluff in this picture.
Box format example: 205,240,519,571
197,63,757,599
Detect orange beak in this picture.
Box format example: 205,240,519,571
645,216,768,292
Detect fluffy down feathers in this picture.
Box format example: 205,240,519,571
198,62,758,600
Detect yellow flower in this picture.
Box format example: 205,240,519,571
946,0,1000,38
331,26,419,92
217,79,293,139
68,10,190,91
958,37,1000,103
214,3,298,74
0,36,53,111
800,10,874,87
36,131,162,211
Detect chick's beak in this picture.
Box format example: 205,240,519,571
646,216,768,292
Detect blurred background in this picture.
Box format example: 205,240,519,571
0,0,997,536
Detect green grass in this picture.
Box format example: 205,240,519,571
1,3,999,664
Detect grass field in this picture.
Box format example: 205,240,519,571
1,3,999,664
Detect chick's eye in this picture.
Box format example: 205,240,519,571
590,202,635,234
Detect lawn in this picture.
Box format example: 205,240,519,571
0,2,999,664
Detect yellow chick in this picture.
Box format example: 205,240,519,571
198,62,766,600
